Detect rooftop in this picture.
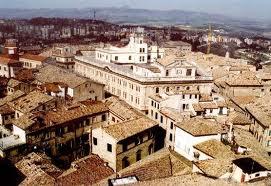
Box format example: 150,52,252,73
0,135,25,151
0,90,25,107
118,148,191,181
10,91,54,113
225,72,262,87
35,65,88,88
175,118,225,136
104,96,143,121
16,152,62,186
57,154,114,186
7,78,21,88
103,117,158,141
20,54,48,62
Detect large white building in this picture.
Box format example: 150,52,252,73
96,33,164,64
75,53,213,112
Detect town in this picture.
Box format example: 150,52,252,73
0,7,271,186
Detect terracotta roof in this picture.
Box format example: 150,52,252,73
35,65,88,88
225,72,262,87
118,148,191,181
20,54,48,62
103,117,158,141
12,113,36,130
246,96,271,127
199,102,218,109
0,90,25,107
175,118,224,136
15,68,36,82
228,111,251,125
10,91,54,113
0,56,20,65
45,102,108,125
42,83,62,93
160,107,188,122
57,155,114,186
149,94,167,103
194,140,235,159
104,96,143,121
0,104,14,115
16,152,62,186
129,173,236,186
199,94,213,102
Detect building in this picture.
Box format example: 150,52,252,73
52,46,75,70
35,65,105,102
245,96,271,154
173,118,226,160
0,56,22,78
95,32,164,64
161,41,192,54
91,117,164,172
20,54,49,69
75,52,212,112
1,101,108,160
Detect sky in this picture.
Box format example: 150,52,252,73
0,0,270,21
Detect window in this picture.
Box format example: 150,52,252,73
160,116,163,124
166,70,169,76
136,150,142,161
115,56,118,61
166,87,170,92
148,144,153,155
186,69,192,76
93,137,97,145
102,114,106,121
210,109,213,113
182,95,185,99
112,117,115,122
122,157,130,169
155,87,159,94
155,112,158,120
170,122,174,129
107,143,112,152
129,56,132,60
151,100,154,107
169,133,173,141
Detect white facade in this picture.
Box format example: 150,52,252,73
96,33,163,64
174,127,222,161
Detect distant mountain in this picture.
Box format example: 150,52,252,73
0,7,269,31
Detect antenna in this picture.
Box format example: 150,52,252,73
94,10,96,20
207,24,212,54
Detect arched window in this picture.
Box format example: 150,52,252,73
148,144,154,155
136,150,142,161
155,87,159,94
166,87,170,92
122,157,130,169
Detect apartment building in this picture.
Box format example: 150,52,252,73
52,46,75,70
91,117,164,172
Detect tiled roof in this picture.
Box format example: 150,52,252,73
160,107,188,122
16,152,62,186
45,102,108,125
194,140,235,159
225,72,262,86
0,56,21,65
175,118,225,136
228,111,251,125
57,155,114,186
10,91,54,113
104,96,143,121
118,148,191,181
0,90,25,107
103,117,158,141
0,104,14,115
35,65,87,88
20,54,48,62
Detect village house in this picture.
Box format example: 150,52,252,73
20,53,49,69
0,101,108,161
245,96,271,154
35,65,105,102
173,118,226,160
91,117,164,172
9,90,57,119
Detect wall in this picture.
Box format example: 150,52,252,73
174,127,221,160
